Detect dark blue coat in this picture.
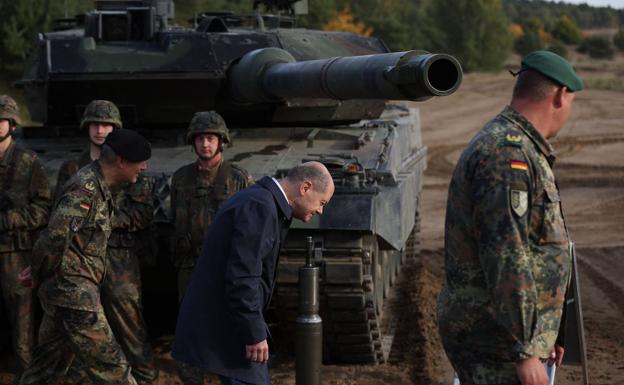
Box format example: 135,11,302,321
172,177,292,385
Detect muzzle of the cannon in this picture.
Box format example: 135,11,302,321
228,47,462,104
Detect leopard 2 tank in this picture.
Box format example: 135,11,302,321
17,0,462,363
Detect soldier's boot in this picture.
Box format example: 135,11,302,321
102,248,158,384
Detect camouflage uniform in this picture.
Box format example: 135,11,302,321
103,175,158,384
21,161,137,385
52,98,157,384
0,95,52,372
54,150,91,201
0,141,52,370
171,160,251,300
171,111,251,300
171,111,250,385
437,106,571,385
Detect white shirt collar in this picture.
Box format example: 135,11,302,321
271,177,289,205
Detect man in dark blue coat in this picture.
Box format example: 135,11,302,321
172,161,334,385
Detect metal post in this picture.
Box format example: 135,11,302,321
296,236,322,385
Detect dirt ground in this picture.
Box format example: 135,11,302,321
2,52,623,384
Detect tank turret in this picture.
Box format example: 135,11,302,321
18,1,460,130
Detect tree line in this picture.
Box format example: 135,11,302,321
1,0,623,75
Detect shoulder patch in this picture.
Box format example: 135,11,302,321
510,188,528,217
505,133,523,147
510,160,529,171
80,181,96,195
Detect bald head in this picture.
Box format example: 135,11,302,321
282,161,335,222
285,161,334,193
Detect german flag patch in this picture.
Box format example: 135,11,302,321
79,201,91,211
510,161,528,171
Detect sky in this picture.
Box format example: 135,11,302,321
547,0,624,8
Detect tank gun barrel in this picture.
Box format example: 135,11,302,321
229,48,462,104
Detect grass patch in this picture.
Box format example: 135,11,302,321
585,77,624,92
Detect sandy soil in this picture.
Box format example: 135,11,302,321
2,53,623,385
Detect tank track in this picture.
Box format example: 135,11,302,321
273,212,421,364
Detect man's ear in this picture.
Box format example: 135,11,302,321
553,86,566,109
300,180,312,195
116,156,126,169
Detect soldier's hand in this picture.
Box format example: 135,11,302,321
245,339,269,364
547,344,565,368
18,266,33,288
516,356,548,385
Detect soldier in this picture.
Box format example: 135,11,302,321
437,50,583,385
170,111,251,385
55,100,158,384
55,100,122,199
0,95,52,374
20,129,151,385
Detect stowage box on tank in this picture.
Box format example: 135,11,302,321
17,0,462,364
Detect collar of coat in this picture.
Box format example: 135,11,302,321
256,176,292,221
89,160,114,205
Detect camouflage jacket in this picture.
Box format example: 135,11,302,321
34,161,113,312
170,160,250,268
0,141,52,252
55,148,154,248
108,174,154,248
438,106,571,361
54,149,91,201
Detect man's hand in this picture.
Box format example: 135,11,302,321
246,339,269,364
516,356,548,385
547,344,564,368
18,266,33,288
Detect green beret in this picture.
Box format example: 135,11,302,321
521,50,584,92
105,129,151,162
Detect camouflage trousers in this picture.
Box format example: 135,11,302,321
102,247,158,385
19,303,137,385
176,267,205,385
439,331,521,385
0,250,36,371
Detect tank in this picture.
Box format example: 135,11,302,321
16,0,462,364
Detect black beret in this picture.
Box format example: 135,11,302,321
104,129,151,162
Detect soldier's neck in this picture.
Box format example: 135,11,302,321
510,100,553,141
197,152,222,170
89,144,102,161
